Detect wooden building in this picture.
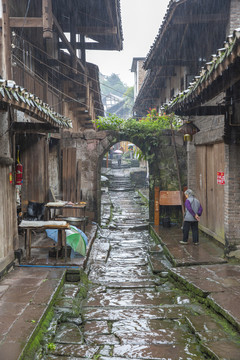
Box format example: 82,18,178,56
133,0,240,247
0,0,123,272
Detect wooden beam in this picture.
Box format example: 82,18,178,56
172,13,228,25
53,14,85,72
76,26,117,35
0,17,43,28
11,122,59,133
175,106,227,117
42,0,53,38
59,41,117,50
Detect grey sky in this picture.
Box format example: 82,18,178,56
86,0,170,86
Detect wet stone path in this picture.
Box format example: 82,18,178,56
39,168,240,360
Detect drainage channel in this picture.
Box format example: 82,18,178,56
25,167,240,360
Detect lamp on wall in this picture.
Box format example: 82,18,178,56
178,120,199,141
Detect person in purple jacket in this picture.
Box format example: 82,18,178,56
180,189,203,245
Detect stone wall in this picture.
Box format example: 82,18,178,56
62,129,187,225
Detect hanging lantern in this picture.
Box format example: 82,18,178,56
178,121,200,142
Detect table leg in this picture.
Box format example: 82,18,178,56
62,230,67,262
26,229,32,259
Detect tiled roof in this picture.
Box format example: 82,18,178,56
144,0,186,69
0,80,72,128
166,28,240,112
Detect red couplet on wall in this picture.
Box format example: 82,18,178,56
217,171,225,185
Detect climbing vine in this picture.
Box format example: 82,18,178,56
93,109,181,160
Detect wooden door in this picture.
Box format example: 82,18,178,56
196,143,225,243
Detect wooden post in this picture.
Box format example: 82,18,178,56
170,120,185,218
2,0,12,79
154,186,160,226
42,0,53,39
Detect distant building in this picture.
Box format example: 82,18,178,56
131,57,146,101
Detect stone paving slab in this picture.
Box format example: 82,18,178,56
112,343,203,359
169,264,240,330
83,288,181,307
82,304,203,322
148,254,166,273
151,225,226,266
0,266,65,360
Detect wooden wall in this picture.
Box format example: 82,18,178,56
196,143,225,243
20,134,49,212
0,165,18,272
62,147,82,217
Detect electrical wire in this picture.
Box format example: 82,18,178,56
13,33,134,100
13,44,107,107
12,54,106,113
20,0,32,38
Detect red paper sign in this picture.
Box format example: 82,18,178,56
217,172,225,185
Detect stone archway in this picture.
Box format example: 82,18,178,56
62,128,186,225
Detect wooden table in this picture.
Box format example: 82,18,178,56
45,202,87,232
19,220,69,260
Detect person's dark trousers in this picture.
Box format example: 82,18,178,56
182,221,199,243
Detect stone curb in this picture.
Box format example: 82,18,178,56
149,225,240,332
18,271,66,360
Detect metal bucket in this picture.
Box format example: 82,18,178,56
61,217,85,227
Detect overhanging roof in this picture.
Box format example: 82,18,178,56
166,28,240,115
52,0,123,51
0,80,72,128
144,0,229,70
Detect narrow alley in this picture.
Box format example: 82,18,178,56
36,165,240,360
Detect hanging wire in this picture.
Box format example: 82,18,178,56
12,53,107,113
13,33,134,100
20,0,32,38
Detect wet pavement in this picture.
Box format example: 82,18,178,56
151,226,240,332
0,266,65,360
1,165,240,359
39,166,240,360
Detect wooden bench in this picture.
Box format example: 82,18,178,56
19,220,69,260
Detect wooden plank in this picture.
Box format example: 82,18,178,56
62,148,68,209
9,17,43,27
76,160,82,202
52,14,85,72
173,13,227,25
76,26,117,35
196,146,207,227
154,186,160,226
11,122,59,133
159,191,182,206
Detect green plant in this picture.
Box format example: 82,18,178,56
92,110,181,161
47,342,56,351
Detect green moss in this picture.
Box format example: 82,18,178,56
19,273,66,360
20,308,55,360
